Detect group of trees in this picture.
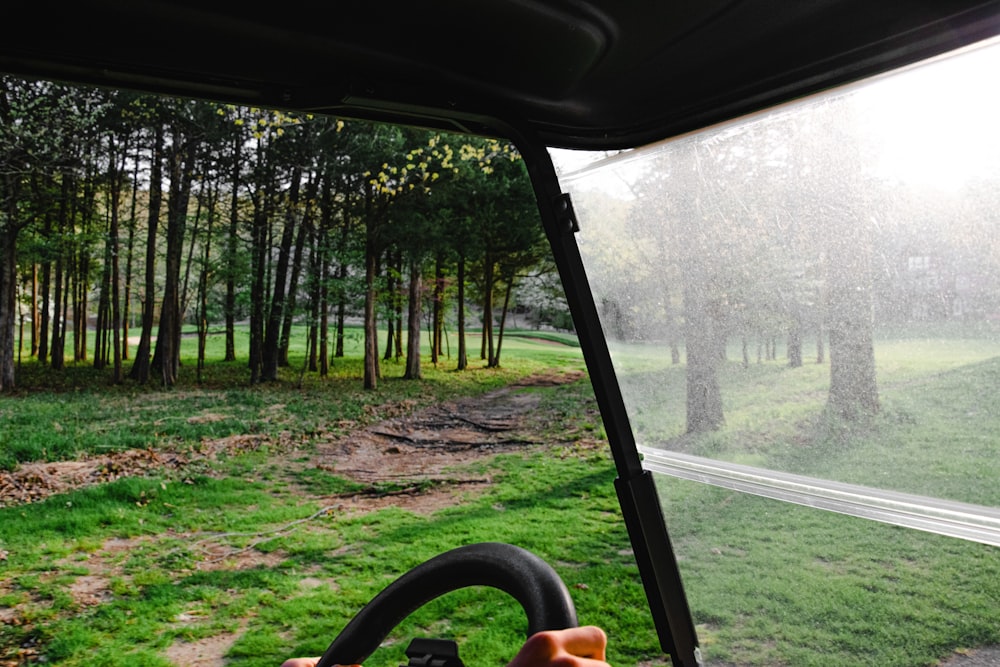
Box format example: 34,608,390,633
574,96,1000,432
0,76,563,391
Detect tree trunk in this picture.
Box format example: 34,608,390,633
482,255,495,364
108,141,125,384
122,151,141,362
312,180,331,375
130,126,164,383
263,168,301,381
29,264,38,357
334,276,346,359
318,217,330,377
491,271,514,368
826,210,879,419
383,254,397,362
151,129,195,387
50,257,64,371
816,323,825,364
196,186,216,383
279,193,312,367
334,202,349,359
319,263,329,377
73,249,84,361
431,256,444,365
50,174,73,372
178,181,205,338
0,225,17,391
0,165,29,389
683,280,725,433
197,253,208,384
393,250,403,361
787,307,803,368
39,222,51,364
306,206,322,374
307,250,320,373
52,256,69,371
362,183,383,390
384,317,396,361
94,180,114,371
224,143,240,362
456,255,467,371
74,177,95,363
17,286,24,368
363,228,379,390
248,191,268,384
404,257,422,379
665,291,681,365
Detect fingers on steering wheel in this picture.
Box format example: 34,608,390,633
520,626,608,665
560,625,608,660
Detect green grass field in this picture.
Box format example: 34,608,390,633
2,324,999,666
613,331,1000,504
609,328,1000,665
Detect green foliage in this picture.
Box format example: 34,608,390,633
1,80,572,394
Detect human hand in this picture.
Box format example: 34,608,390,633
507,626,610,667
280,660,361,667
281,626,609,667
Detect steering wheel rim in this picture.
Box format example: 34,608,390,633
315,542,578,667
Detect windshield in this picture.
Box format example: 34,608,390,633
553,36,1000,663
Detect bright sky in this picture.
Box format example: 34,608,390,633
854,36,1000,191
551,35,1000,197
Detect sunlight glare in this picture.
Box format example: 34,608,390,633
856,36,1000,191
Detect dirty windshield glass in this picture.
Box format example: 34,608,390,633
553,38,1000,546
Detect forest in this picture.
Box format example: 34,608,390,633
4,66,999,438
0,76,562,392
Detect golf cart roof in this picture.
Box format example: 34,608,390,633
3,1,998,150
5,6,1000,666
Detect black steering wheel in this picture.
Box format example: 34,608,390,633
315,542,579,667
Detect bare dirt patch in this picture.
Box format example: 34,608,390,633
0,369,587,513
164,621,249,667
0,449,188,507
939,647,1000,666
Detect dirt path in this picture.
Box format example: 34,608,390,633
0,370,588,510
